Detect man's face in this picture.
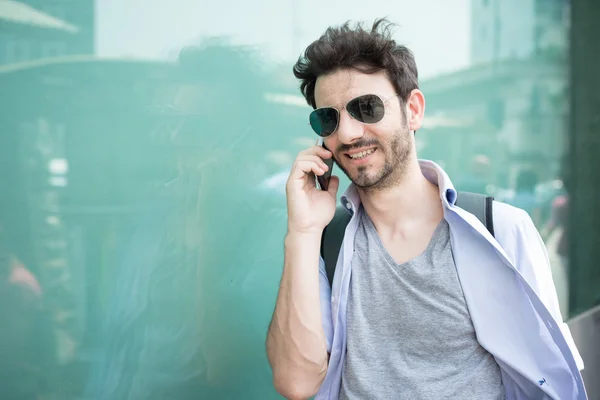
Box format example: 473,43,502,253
314,69,414,191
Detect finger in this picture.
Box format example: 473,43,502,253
289,160,325,181
315,145,333,159
327,175,340,197
299,145,333,159
296,154,330,171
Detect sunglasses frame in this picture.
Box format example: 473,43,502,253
309,93,400,137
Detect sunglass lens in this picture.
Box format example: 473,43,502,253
310,108,339,137
347,94,385,124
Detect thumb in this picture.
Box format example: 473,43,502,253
327,175,340,198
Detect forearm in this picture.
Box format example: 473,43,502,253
267,231,328,399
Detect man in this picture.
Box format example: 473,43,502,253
266,18,586,400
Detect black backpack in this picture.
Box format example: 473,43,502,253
320,192,495,287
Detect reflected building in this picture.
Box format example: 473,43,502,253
420,0,570,193
0,56,172,398
0,39,300,399
471,0,568,64
0,0,94,65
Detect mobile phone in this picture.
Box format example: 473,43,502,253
317,141,334,191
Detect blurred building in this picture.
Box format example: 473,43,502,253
0,56,168,398
471,0,568,65
0,0,94,65
420,0,570,191
0,49,301,397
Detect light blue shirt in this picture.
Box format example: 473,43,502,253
316,160,586,400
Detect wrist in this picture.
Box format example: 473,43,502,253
285,230,322,247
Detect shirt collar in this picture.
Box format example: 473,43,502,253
340,159,458,213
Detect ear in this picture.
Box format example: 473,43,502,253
406,89,425,132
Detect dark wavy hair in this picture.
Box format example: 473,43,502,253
293,18,419,109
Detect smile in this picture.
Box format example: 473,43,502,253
347,148,376,160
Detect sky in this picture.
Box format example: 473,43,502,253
95,0,472,79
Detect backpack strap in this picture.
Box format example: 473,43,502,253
454,191,495,237
319,191,495,288
321,206,351,286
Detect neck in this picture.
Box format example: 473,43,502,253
357,158,443,232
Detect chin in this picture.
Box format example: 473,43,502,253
353,178,383,189
349,169,386,189
338,153,393,188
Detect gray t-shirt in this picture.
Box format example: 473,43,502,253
339,208,505,400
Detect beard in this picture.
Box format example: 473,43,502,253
333,125,412,192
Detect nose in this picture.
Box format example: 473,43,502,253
335,109,364,145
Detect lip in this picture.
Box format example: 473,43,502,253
345,147,377,165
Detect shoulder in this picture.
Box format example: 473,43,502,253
492,200,531,229
490,200,553,293
491,200,541,262
491,200,558,302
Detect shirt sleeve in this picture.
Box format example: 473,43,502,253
318,256,333,353
508,208,585,371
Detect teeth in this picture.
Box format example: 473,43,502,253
349,148,375,159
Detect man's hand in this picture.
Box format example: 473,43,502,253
286,145,340,235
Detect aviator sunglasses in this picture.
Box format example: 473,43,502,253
309,93,398,137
